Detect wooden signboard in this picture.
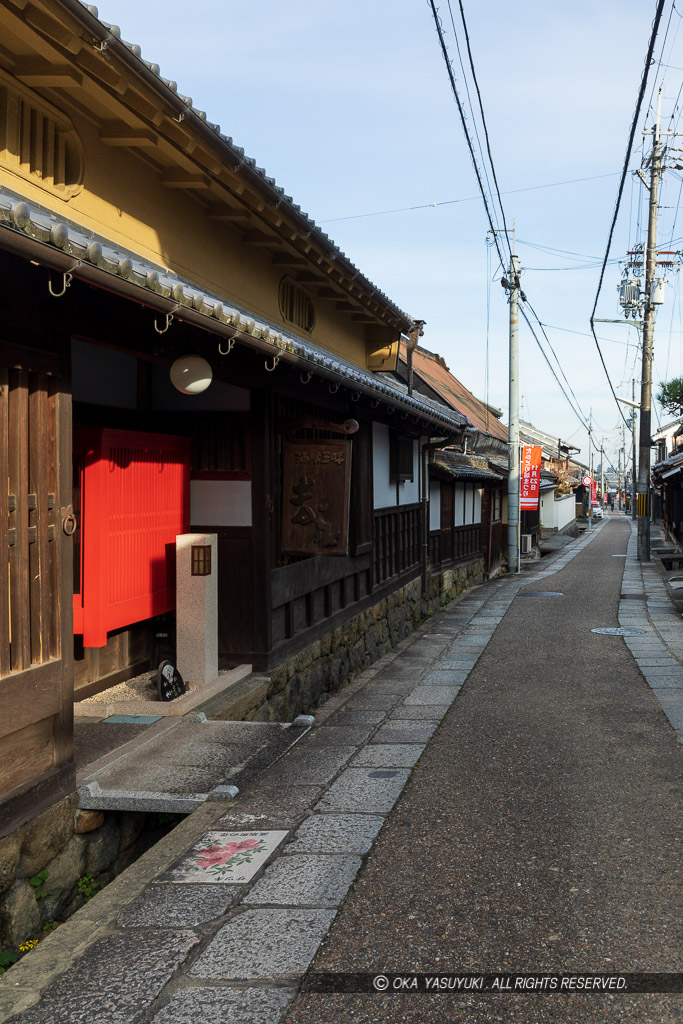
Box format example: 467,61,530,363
281,440,352,556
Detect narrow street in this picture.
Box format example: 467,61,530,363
4,515,680,1024
285,514,682,1023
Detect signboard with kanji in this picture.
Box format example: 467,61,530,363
520,445,542,511
281,440,352,556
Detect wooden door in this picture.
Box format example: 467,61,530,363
1,344,74,836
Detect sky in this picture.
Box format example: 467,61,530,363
95,0,683,472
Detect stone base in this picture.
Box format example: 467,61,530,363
249,559,484,723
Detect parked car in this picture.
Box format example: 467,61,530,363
591,505,603,519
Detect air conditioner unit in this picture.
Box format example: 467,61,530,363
520,533,532,555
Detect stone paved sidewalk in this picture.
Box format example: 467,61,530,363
2,515,679,1024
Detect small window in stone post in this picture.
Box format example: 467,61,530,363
191,544,212,576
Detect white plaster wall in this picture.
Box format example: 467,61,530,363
455,483,465,526
373,422,395,509
540,489,555,528
554,492,576,532
474,487,483,524
398,439,419,505
191,480,252,526
429,481,441,530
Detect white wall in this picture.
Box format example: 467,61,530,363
398,440,419,505
372,422,395,509
190,480,252,526
554,492,576,532
429,481,441,530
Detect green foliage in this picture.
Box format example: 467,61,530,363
0,950,18,975
29,870,48,900
657,377,683,416
41,921,58,935
77,872,104,903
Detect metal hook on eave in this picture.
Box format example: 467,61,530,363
265,354,280,372
218,337,236,356
328,382,340,394
300,371,312,384
154,312,174,335
48,272,72,298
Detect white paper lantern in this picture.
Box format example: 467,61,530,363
170,355,213,395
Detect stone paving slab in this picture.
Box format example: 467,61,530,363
304,724,376,746
420,668,469,685
350,743,425,768
118,883,239,927
316,767,410,813
364,677,421,695
341,693,401,710
216,786,322,829
150,987,295,1024
372,719,439,744
188,908,335,980
244,853,361,907
403,686,459,706
264,746,355,786
389,705,448,720
286,814,384,855
6,930,198,1024
321,710,386,727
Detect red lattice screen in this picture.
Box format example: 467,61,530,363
73,428,190,648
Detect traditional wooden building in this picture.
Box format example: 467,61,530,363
0,1,474,836
394,344,508,576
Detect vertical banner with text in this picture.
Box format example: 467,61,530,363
520,446,542,511
281,440,352,556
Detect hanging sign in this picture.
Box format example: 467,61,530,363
520,445,543,510
281,440,352,556
591,481,597,505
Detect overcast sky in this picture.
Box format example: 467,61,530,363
96,0,683,470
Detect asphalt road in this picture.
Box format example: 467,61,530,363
285,518,682,1023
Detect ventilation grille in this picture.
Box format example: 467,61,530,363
0,76,83,198
279,277,315,332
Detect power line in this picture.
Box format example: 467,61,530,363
522,300,591,432
519,306,591,434
589,0,668,428
426,0,507,272
320,171,620,224
451,0,511,259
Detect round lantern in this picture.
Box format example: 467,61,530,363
170,355,213,395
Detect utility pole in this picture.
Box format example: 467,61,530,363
637,88,663,560
506,231,520,575
494,221,521,574
600,442,605,507
631,380,637,522
618,446,622,509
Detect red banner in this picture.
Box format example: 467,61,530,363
591,481,597,505
520,446,542,510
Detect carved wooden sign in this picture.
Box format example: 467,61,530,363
282,440,352,557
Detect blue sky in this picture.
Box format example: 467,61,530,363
96,0,683,470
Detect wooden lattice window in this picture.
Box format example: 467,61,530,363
278,277,315,332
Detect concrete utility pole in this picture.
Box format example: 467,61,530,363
618,446,622,508
600,443,605,505
631,380,638,521
637,89,663,560
506,242,521,574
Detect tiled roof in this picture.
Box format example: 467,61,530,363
74,3,411,329
401,345,509,443
432,450,504,482
0,189,466,431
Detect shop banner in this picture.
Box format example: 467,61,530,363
520,446,542,510
591,481,597,505
282,440,352,556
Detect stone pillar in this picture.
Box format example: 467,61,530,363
176,533,218,687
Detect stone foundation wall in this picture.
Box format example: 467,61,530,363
0,795,172,950
251,558,484,722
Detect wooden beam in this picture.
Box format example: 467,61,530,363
352,313,378,323
100,123,158,147
14,60,82,87
161,170,210,189
296,273,326,284
272,253,308,267
318,289,343,301
207,204,250,221
243,231,279,247
335,302,357,312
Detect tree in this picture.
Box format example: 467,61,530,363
657,378,683,417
